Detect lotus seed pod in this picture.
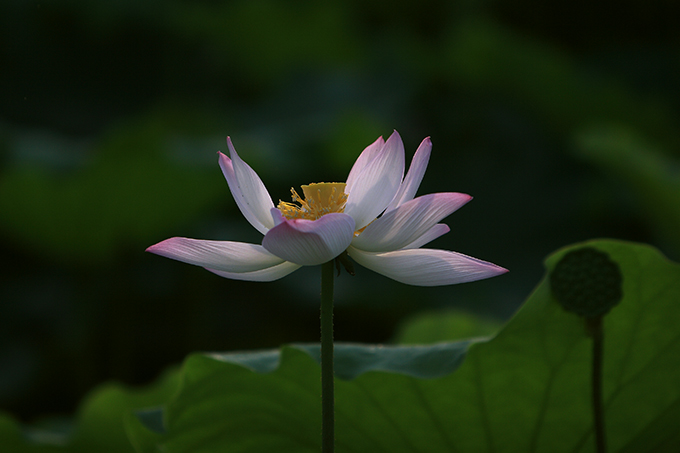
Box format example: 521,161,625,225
550,247,623,318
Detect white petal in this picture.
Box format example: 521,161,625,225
219,138,275,234
207,261,302,282
146,237,285,273
344,131,405,229
262,213,355,266
346,136,384,193
386,137,432,212
402,223,450,249
347,246,508,286
351,193,471,252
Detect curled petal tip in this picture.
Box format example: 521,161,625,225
145,240,179,259
482,262,510,277
388,130,402,140
145,238,174,255
145,241,170,254
226,136,237,157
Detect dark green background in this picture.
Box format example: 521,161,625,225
1,0,678,422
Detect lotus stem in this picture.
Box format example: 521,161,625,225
587,316,606,453
320,260,335,452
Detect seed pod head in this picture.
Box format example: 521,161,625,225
550,247,623,318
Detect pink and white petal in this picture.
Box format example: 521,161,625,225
346,136,384,193
402,223,450,249
386,137,432,212
344,131,405,230
226,137,276,231
270,207,286,226
146,237,284,273
219,152,270,235
262,213,356,266
351,192,472,252
347,246,508,286
207,261,302,282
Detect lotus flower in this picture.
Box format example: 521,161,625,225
147,131,507,285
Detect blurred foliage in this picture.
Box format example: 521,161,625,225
1,0,679,425
0,368,178,452
0,107,225,262
574,126,680,253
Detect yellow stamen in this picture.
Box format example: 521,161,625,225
278,182,348,220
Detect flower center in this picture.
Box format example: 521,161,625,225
277,182,348,220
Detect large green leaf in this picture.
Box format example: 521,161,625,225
128,239,680,452
392,309,502,344
212,341,479,380
0,413,35,453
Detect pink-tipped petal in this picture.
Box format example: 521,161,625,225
351,192,472,252
221,138,275,233
262,213,355,265
146,237,284,273
219,152,269,235
207,261,302,282
347,246,508,286
344,131,405,230
346,136,384,193
402,223,450,249
386,137,432,212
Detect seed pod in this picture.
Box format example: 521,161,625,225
550,247,623,318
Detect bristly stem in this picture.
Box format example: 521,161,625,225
320,261,335,453
587,316,607,453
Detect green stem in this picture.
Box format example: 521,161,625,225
320,261,335,453
587,316,606,453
